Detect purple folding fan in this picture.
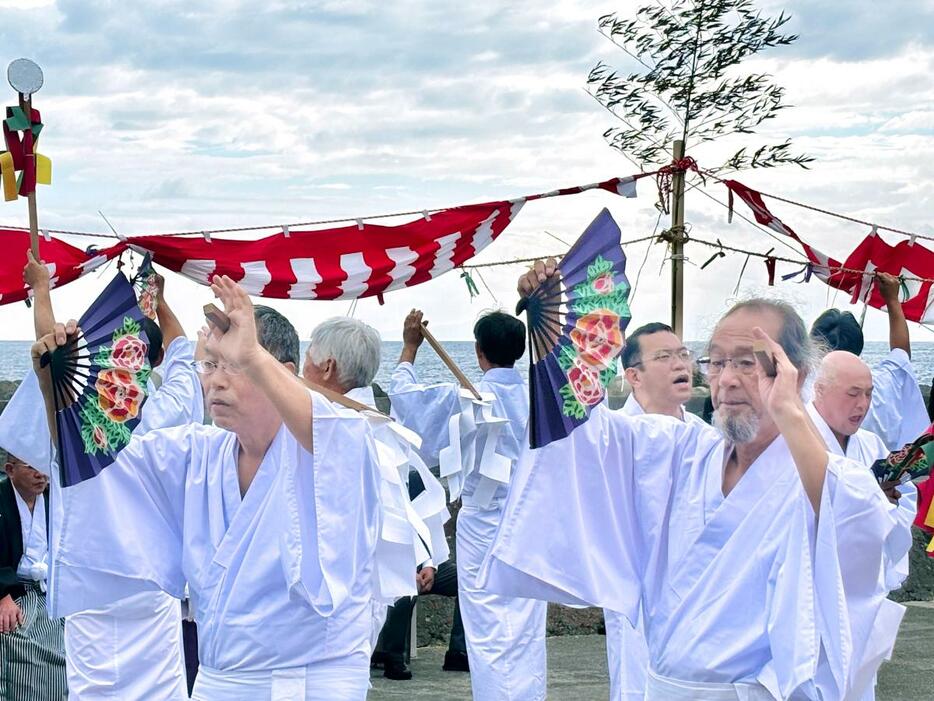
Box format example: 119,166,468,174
41,272,151,486
517,208,631,448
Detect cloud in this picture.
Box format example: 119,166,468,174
0,1,930,346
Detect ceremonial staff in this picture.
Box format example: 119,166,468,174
4,58,49,258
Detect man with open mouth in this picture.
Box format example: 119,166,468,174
604,321,713,701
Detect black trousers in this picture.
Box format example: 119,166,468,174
377,559,466,664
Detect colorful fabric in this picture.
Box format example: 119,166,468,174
1,105,51,202
726,178,934,323
523,207,631,448
1,175,641,306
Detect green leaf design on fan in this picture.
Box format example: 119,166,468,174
78,316,152,456
79,398,132,456
559,383,586,420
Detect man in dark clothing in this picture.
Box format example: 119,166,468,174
372,470,469,680
0,451,67,700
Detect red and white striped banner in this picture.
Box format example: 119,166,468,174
0,175,641,305
725,178,934,323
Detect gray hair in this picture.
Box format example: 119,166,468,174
716,297,820,382
254,305,300,368
307,317,382,390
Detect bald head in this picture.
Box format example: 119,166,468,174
813,351,873,439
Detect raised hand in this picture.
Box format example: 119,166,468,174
403,309,426,348
517,257,557,298
752,326,802,424
31,319,79,370
875,272,901,304
206,276,261,371
23,249,50,291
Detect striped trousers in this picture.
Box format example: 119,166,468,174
0,582,67,700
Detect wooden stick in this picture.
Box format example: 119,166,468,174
202,303,386,415
419,321,482,400
752,339,777,378
19,93,39,260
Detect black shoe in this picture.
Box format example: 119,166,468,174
442,650,469,672
383,661,413,680
370,651,388,669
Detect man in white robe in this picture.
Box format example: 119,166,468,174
605,321,713,701
810,271,929,449
808,350,917,593
390,309,548,701
298,316,451,678
35,277,384,700
483,265,909,700
807,350,917,700
13,255,203,700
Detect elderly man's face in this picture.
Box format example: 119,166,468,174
708,307,785,444
815,363,873,438
201,350,276,433
5,456,48,499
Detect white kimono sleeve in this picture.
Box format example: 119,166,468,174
0,370,52,475
280,391,382,616
811,456,908,700
863,348,929,450
388,362,461,464
50,424,194,618
138,336,204,433
479,407,697,627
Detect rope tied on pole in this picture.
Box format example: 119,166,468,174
655,156,703,214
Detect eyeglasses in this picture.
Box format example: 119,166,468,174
192,360,243,376
632,348,694,367
696,355,757,377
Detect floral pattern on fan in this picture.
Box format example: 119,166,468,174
555,255,630,420
78,317,151,455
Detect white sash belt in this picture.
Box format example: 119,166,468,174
646,668,774,701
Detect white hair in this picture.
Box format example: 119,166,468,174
307,317,382,390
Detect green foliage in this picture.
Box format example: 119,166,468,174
557,343,577,372
587,0,813,171
559,383,587,419
79,397,131,456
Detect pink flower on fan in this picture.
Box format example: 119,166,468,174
592,273,614,295
567,357,604,406
96,368,144,423
111,335,148,372
569,310,623,370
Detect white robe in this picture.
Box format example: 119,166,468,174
0,337,204,700
481,406,908,700
806,402,917,701
604,395,715,701
49,390,381,700
390,363,548,701
863,348,928,450
62,336,203,701
806,402,917,593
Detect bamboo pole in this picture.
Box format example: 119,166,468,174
419,321,482,400
670,139,686,338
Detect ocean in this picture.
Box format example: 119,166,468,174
2,340,934,387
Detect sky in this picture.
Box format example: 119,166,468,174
0,0,932,342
